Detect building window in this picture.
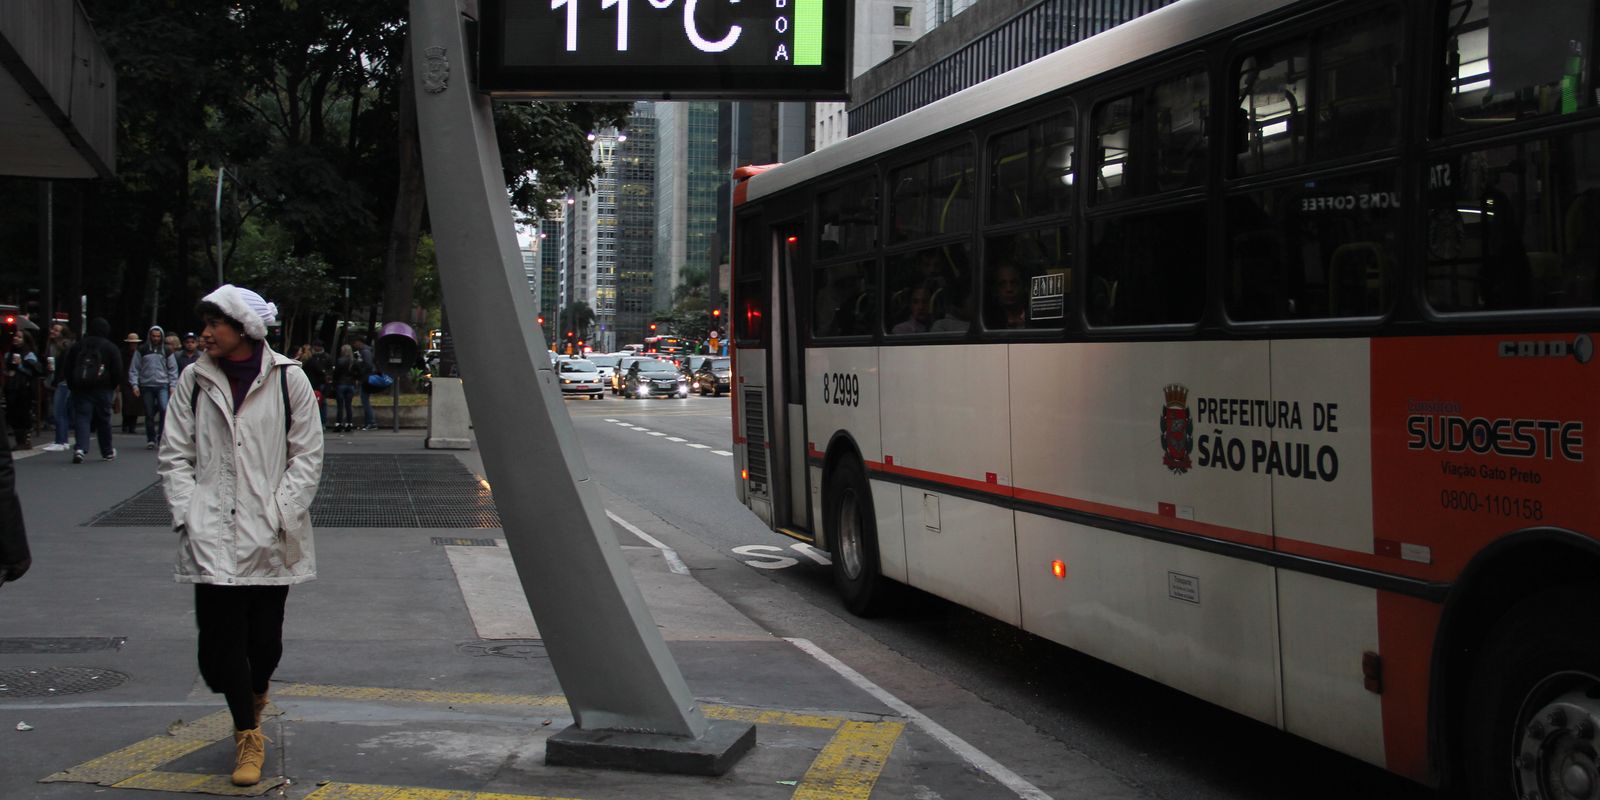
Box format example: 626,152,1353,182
893,6,912,27
894,40,913,54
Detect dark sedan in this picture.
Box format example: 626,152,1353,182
693,357,731,396
623,359,690,399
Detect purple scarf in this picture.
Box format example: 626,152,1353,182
217,341,264,411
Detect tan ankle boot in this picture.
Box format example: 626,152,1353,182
231,727,267,786
252,692,269,727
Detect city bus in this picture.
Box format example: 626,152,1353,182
728,0,1600,796
643,335,685,358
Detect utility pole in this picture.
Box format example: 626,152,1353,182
336,275,356,353
215,166,226,287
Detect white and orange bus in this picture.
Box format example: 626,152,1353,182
730,0,1600,796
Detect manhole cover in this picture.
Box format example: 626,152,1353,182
457,640,547,659
0,667,129,698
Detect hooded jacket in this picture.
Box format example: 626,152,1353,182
157,343,323,585
129,326,178,388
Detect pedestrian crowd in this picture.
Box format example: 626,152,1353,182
1,313,388,459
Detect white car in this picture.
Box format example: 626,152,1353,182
587,354,622,391
556,358,605,399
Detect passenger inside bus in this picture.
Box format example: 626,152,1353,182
986,261,1028,329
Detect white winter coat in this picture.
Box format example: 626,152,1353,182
158,344,323,585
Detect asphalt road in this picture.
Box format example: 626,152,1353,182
563,394,1436,800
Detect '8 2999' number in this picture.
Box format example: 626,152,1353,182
822,372,859,407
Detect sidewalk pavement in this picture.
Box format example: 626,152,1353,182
0,429,1047,800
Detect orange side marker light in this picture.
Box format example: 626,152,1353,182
1051,560,1067,580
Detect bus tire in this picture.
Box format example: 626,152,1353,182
826,458,887,616
1463,585,1600,800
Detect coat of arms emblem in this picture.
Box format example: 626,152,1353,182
1160,384,1193,474
423,46,449,94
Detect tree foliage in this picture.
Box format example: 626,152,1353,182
0,1,626,342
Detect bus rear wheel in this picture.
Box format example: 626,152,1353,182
826,458,887,616
1464,586,1600,800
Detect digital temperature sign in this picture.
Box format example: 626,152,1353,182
478,0,849,99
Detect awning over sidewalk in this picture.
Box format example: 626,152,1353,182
0,0,116,179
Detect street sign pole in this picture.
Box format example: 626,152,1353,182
408,0,753,774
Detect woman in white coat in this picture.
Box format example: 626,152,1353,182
157,284,323,786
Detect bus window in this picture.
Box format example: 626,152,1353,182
982,227,1070,330
1315,14,1400,161
1227,170,1400,321
886,244,972,334
1094,96,1136,203
1443,0,1595,131
1236,40,1309,176
891,145,974,243
1426,132,1600,312
733,221,767,346
818,178,878,257
813,260,878,337
1152,71,1209,193
989,111,1075,222
1088,205,1206,326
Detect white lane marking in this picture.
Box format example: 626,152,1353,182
634,428,654,433
733,545,799,569
666,437,687,442
793,543,833,566
604,418,620,423
649,432,668,437
687,443,711,450
786,637,1053,800
711,450,733,456
606,510,690,576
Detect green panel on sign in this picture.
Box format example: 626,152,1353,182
795,0,823,66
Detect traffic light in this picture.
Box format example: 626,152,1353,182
537,315,545,326
712,308,721,319
649,322,657,333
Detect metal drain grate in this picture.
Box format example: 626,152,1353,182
0,637,126,654
0,667,129,698
88,454,501,529
431,537,499,547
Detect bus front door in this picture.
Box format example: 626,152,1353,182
771,224,814,537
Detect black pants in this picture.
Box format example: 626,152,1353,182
194,584,289,731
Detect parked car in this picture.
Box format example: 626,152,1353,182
693,357,731,396
623,358,689,399
556,358,605,399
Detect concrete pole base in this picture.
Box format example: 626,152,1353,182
544,720,756,777
425,377,472,450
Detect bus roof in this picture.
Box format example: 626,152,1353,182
741,0,1287,204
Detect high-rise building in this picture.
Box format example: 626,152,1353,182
614,104,657,348
814,0,924,150
654,102,723,313
538,214,564,344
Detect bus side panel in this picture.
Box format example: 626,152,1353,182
805,346,897,562
1009,341,1274,540
1269,339,1375,556
1372,333,1600,581
1277,570,1385,769
880,343,1019,624
1016,513,1280,726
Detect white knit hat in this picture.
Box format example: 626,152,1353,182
201,284,278,340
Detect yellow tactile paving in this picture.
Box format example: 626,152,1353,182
791,720,907,800
40,709,235,785
39,682,907,799
304,783,583,800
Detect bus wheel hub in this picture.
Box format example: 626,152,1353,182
1518,683,1600,800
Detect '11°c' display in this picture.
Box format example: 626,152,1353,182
478,0,849,99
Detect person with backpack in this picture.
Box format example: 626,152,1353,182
129,325,179,450
158,284,323,788
301,341,334,430
352,335,377,430
63,318,123,463
4,329,42,450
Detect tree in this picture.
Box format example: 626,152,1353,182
561,301,596,343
